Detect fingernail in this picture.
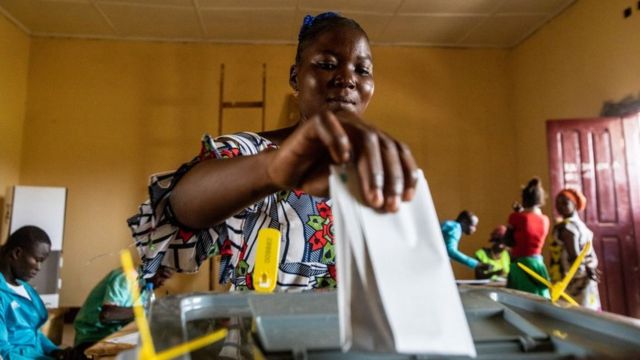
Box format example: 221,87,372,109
372,189,383,206
387,195,400,212
403,187,415,201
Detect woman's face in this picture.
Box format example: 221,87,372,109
292,26,374,118
556,194,576,218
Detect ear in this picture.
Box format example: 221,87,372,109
289,65,298,92
9,247,22,260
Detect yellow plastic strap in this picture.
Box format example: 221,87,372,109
120,250,228,360
154,329,228,360
516,262,552,288
120,251,157,358
517,262,579,306
253,228,282,293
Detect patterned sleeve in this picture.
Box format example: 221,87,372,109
127,132,275,279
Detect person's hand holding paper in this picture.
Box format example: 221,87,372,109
330,166,476,356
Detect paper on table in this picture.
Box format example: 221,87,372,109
105,332,139,345
456,279,492,285
330,167,476,356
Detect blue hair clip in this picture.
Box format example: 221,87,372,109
302,14,315,28
298,12,340,41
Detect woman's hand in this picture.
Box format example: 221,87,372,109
268,111,418,212
586,267,602,282
474,263,494,279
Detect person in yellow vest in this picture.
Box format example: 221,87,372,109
475,225,510,281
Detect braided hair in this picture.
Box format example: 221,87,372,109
295,12,368,64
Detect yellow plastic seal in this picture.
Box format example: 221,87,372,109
253,228,282,293
517,241,592,306
120,250,228,359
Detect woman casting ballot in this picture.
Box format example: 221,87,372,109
129,12,419,291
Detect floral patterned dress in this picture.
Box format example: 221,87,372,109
127,132,337,291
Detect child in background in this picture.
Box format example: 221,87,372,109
550,188,601,310
506,178,551,298
128,12,419,291
0,226,74,360
475,225,510,281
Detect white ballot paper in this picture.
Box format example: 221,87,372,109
330,167,476,356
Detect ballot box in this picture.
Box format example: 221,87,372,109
116,286,640,359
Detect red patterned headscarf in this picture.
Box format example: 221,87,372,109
558,188,587,211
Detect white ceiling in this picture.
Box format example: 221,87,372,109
0,0,576,48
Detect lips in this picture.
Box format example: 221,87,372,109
327,96,357,112
327,95,356,105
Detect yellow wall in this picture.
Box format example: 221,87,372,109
0,13,29,221
509,0,640,208
17,37,513,304
371,47,515,279
15,0,635,304
6,0,638,306
21,39,298,305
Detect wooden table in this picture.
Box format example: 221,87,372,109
42,308,68,345
84,322,138,359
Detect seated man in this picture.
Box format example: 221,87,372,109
73,264,173,352
0,226,70,359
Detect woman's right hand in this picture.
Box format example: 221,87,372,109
267,111,418,212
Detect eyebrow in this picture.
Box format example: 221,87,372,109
317,50,372,62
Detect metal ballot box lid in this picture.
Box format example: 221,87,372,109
119,287,640,359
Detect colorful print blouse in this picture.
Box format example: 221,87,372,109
549,213,598,282
127,132,337,291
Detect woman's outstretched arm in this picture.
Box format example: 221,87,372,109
170,111,418,229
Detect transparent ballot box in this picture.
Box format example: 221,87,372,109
117,287,640,359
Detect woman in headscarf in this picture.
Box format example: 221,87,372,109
550,188,601,310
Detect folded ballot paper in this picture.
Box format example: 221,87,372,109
330,166,476,357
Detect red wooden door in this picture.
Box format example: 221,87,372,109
547,117,640,317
